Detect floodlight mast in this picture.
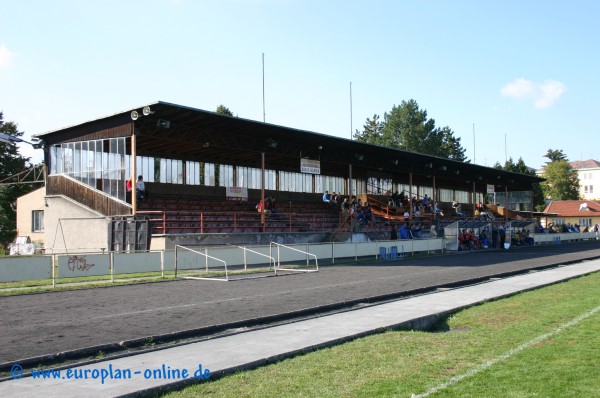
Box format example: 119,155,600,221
0,132,25,145
0,132,44,148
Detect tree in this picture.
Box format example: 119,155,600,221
541,160,580,201
354,99,469,161
216,105,233,117
494,157,545,211
0,112,36,249
544,149,567,163
353,114,384,145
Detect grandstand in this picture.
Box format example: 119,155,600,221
27,101,542,252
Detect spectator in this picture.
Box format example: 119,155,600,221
452,200,465,217
399,223,410,240
479,227,490,248
434,202,444,217
403,210,409,222
411,223,422,239
340,197,348,211
499,224,506,248
126,177,133,204
322,191,332,206
363,202,374,224
256,198,270,214
422,194,431,212
390,224,398,240
136,175,148,202
269,196,277,213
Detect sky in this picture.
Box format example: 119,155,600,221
1,0,599,170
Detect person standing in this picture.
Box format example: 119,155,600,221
390,224,398,240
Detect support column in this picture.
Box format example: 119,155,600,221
409,172,413,220
131,127,137,215
472,181,477,218
261,152,266,231
348,164,353,199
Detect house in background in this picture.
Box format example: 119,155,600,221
15,187,46,244
541,200,600,230
536,159,600,201
569,160,600,200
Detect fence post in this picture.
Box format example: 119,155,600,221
110,251,114,283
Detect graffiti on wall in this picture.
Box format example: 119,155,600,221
67,256,96,272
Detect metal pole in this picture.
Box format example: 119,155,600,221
473,122,476,164
262,53,266,123
350,82,353,140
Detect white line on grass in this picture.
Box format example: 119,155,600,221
411,304,600,398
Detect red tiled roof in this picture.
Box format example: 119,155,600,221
569,159,600,169
543,200,600,216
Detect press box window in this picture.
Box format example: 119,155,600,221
32,210,44,232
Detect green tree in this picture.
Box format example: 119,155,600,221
494,157,545,210
541,160,580,201
354,99,469,161
544,149,567,163
0,112,36,248
216,105,233,117
353,114,384,145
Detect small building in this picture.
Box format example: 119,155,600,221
541,200,600,230
569,160,600,201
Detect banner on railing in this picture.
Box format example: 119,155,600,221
300,159,321,175
226,186,249,201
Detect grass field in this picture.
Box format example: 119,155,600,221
163,271,600,398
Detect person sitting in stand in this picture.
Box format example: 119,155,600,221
459,228,473,250
390,224,398,240
341,197,350,213
256,198,271,214
411,223,422,239
399,191,406,206
363,202,374,224
422,194,431,212
399,223,410,240
322,191,332,207
136,175,148,203
452,200,465,217
434,202,444,217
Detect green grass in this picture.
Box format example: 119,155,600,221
0,271,178,296
163,271,600,398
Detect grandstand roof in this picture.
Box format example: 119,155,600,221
36,101,543,192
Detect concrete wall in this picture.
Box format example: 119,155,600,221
44,195,110,254
16,187,46,245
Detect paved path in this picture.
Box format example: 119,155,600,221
2,257,599,397
1,242,600,364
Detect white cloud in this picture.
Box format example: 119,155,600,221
500,78,566,109
0,44,16,68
